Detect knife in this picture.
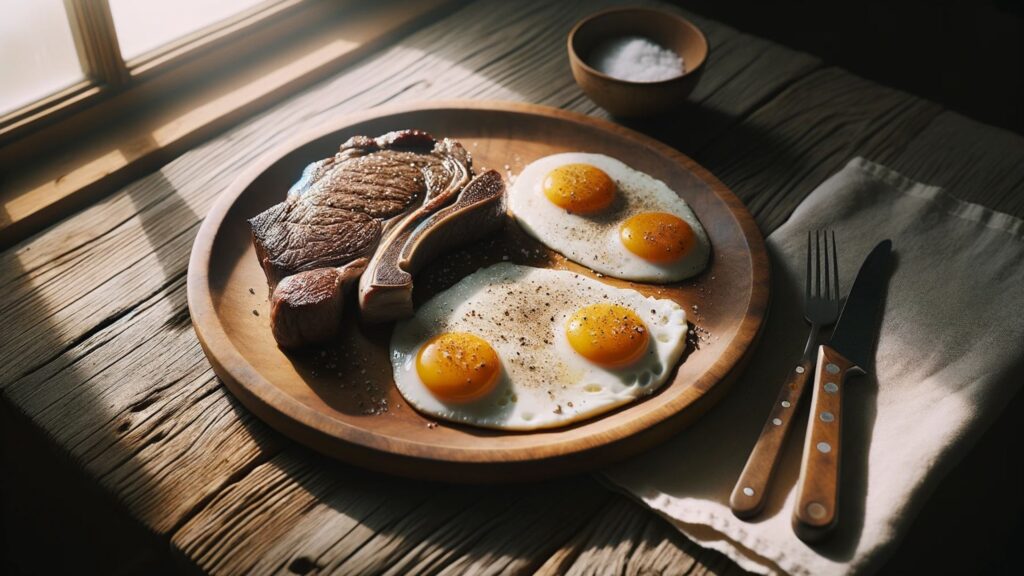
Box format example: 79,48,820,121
792,239,892,543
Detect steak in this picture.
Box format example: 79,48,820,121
249,130,473,348
250,130,472,285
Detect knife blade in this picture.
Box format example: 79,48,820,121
826,239,893,370
792,239,893,543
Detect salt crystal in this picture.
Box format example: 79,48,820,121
589,36,684,82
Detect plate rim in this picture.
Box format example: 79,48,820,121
187,100,770,477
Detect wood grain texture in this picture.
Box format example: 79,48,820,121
730,356,814,518
535,496,745,576
694,67,943,232
791,345,857,542
3,0,1023,572
3,275,283,534
174,450,613,575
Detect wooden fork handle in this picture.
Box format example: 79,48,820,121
792,345,859,542
730,357,814,518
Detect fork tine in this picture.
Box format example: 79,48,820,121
823,229,830,301
806,230,812,303
815,230,822,298
831,230,839,302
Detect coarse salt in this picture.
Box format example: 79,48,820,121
589,36,684,82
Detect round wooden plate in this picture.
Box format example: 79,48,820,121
187,101,769,482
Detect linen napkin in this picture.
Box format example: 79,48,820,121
603,158,1024,575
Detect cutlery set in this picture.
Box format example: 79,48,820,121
730,231,893,543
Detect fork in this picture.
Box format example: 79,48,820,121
729,230,841,518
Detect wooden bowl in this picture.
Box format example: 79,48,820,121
568,7,708,118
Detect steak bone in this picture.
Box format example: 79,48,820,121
358,170,506,323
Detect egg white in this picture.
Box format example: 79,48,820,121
390,263,688,430
509,153,711,283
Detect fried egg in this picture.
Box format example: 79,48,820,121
509,153,710,282
390,263,688,430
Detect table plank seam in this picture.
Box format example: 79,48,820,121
693,63,824,158
3,268,187,392
328,494,443,570
164,441,283,538
0,192,162,292
0,220,197,384
534,509,601,575
381,490,529,574
100,377,222,476
369,487,538,575
700,48,817,110
75,368,215,465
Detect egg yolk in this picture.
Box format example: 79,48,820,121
566,304,649,367
619,212,696,263
542,163,616,214
416,332,501,402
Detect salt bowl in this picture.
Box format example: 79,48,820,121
568,7,708,118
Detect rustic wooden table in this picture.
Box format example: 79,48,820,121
3,0,1022,574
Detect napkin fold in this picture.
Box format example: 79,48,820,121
603,158,1024,575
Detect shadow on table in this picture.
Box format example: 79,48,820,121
0,188,180,573
126,140,199,324
0,167,278,574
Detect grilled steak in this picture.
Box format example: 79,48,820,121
249,130,473,348
359,170,506,323
250,130,472,285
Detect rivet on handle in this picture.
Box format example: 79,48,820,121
807,502,828,520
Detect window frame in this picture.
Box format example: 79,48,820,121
0,0,308,147
0,0,459,249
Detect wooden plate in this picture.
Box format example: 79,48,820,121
187,101,769,482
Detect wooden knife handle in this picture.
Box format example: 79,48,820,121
730,357,814,518
792,345,860,542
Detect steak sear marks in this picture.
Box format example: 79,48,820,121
250,130,471,284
